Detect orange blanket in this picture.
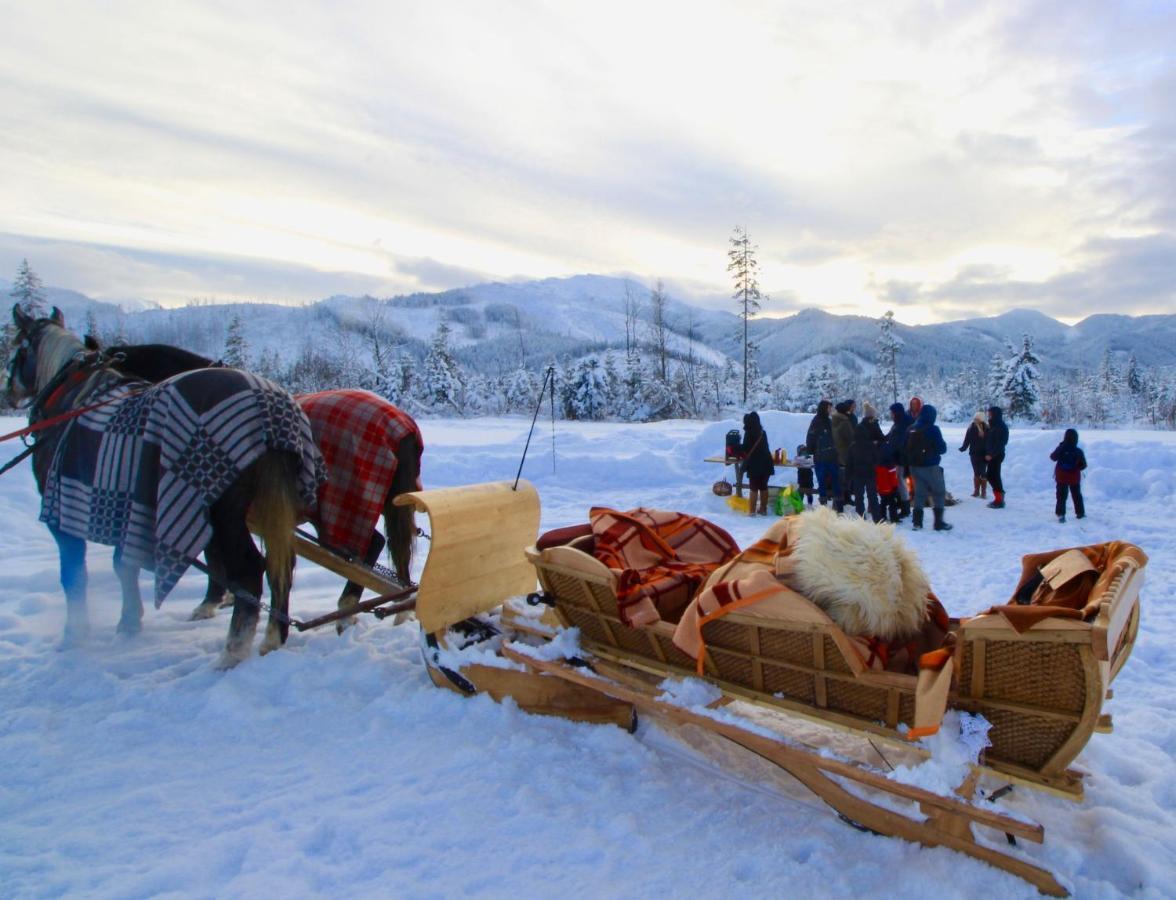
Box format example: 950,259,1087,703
590,507,739,627
983,541,1148,633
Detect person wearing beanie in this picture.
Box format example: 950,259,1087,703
958,411,988,498
848,403,885,520
1050,428,1087,522
830,399,857,512
905,404,952,531
884,401,914,518
740,411,775,516
985,406,1010,508
805,400,839,507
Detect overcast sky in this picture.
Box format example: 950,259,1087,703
2,1,1174,323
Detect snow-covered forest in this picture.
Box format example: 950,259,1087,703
4,262,1176,428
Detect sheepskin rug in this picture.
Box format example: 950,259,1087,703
777,507,931,640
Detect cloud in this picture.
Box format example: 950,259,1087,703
0,1,1173,318
871,234,1176,320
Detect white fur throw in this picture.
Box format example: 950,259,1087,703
777,507,930,640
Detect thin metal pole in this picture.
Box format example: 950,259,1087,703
513,366,555,491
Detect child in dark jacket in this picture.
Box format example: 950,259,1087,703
1050,428,1087,522
794,444,815,506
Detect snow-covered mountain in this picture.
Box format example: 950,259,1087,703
11,274,1176,378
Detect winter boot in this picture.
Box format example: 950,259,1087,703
899,499,911,520
933,508,953,531
971,476,980,498
987,491,1005,509
911,508,924,530
980,479,988,499
1058,514,1066,523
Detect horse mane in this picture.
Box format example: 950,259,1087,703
35,325,86,391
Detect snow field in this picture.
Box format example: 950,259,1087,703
1,412,1175,898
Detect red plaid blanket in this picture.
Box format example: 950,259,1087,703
589,507,739,627
298,390,423,557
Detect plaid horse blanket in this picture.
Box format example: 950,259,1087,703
41,368,326,605
298,390,423,557
589,507,739,627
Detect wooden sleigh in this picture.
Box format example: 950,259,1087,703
396,480,1147,897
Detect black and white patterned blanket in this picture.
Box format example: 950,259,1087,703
41,368,327,605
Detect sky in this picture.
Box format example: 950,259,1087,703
1,0,1174,324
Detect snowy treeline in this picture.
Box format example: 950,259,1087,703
192,316,1176,429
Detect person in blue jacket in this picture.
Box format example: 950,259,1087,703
906,404,952,531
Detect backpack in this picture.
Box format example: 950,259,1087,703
725,429,742,459
1056,446,1080,471
906,427,930,467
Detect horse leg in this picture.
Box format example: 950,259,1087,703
190,548,230,620
335,530,385,635
52,526,90,645
210,482,264,669
113,549,143,635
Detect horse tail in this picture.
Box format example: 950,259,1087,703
383,430,421,583
252,450,301,609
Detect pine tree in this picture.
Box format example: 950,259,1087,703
420,321,463,412
1003,333,1040,420
84,309,101,345
987,351,1008,406
727,226,766,404
571,355,609,420
875,310,902,404
10,259,47,316
504,365,538,413
1126,353,1143,396
223,314,250,368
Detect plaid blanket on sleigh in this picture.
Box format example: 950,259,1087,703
298,390,423,557
589,507,739,627
41,368,326,605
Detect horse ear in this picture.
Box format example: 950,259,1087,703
12,303,31,330
50,306,65,326
84,334,101,351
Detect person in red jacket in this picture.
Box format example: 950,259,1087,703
1050,428,1087,523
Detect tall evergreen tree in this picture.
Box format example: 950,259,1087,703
571,355,609,421
9,259,47,316
420,320,463,412
727,226,766,404
1004,334,1041,420
1126,353,1143,396
875,310,902,404
223,314,250,368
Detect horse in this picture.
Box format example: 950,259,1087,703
6,306,327,667
92,340,423,631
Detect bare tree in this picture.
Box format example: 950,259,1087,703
623,282,641,356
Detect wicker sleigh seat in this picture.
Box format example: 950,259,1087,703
526,534,1147,790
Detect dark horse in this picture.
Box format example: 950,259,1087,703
92,340,423,631
7,307,326,666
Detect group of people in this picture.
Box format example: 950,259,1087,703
739,399,1087,528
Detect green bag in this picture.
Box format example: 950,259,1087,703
774,485,804,516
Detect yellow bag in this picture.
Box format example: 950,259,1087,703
726,495,750,513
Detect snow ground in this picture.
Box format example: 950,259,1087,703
1,411,1174,899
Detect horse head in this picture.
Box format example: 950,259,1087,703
7,305,82,405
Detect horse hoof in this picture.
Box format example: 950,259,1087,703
335,616,357,636
215,648,248,670
116,618,142,636
259,624,284,655
190,603,218,621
